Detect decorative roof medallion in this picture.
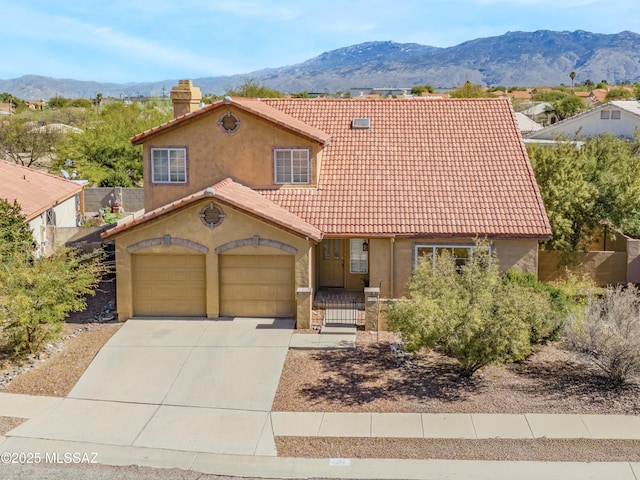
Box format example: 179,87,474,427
200,203,225,228
218,111,240,134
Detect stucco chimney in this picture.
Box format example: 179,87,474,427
170,80,202,118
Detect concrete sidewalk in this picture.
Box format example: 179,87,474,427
4,393,639,441
271,411,640,439
2,392,640,479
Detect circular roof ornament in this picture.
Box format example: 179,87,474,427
200,203,225,228
218,111,240,134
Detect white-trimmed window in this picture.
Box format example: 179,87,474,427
151,148,187,183
611,110,621,120
350,239,368,274
274,148,310,184
414,244,491,269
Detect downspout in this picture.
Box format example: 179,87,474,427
390,237,395,298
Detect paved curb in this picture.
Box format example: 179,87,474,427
0,436,638,480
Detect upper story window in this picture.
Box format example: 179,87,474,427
274,148,310,184
151,148,187,184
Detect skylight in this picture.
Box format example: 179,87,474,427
352,118,371,129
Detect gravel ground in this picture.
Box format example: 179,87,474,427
275,437,640,462
273,331,640,415
2,283,639,464
272,330,640,461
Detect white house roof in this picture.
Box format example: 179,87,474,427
525,101,640,141
515,112,543,133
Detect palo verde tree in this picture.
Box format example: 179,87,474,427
448,81,495,98
0,117,63,167
0,199,108,356
0,199,34,262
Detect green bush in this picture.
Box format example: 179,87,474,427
388,245,536,377
502,270,567,343
0,248,108,356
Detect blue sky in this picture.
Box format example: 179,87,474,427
2,0,639,83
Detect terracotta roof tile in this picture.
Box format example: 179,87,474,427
102,178,322,242
131,97,330,146
254,98,551,238
0,160,83,221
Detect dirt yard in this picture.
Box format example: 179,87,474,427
2,282,640,462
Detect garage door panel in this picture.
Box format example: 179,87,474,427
219,255,294,317
133,254,206,317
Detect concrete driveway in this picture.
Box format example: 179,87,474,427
9,317,294,456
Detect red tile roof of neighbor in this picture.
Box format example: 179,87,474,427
0,160,82,221
116,97,551,240
102,178,323,242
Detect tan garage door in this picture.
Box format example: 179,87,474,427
133,254,206,317
219,255,295,317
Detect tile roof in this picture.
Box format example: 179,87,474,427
102,178,322,242
0,160,83,221
254,98,551,238
131,97,331,147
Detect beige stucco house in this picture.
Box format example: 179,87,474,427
103,80,551,328
0,159,84,257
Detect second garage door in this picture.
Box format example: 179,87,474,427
132,254,206,317
219,255,295,317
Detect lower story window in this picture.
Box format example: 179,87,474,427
151,148,187,183
414,245,491,269
350,239,368,274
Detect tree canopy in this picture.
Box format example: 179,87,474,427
53,101,172,186
0,199,108,356
448,81,495,98
0,117,63,167
225,80,285,98
527,133,640,252
544,95,587,121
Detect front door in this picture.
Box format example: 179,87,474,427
319,239,344,287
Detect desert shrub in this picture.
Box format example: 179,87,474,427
502,270,568,343
0,248,108,356
388,245,533,376
564,284,640,385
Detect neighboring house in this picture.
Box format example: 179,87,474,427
515,112,543,135
0,160,84,257
588,88,608,106
30,123,83,135
0,103,14,115
506,90,533,101
102,80,551,327
525,101,640,142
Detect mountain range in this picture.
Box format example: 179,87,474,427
2,30,640,100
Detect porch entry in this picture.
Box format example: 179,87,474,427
318,238,369,290
319,238,345,287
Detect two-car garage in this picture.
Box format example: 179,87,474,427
131,253,295,318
